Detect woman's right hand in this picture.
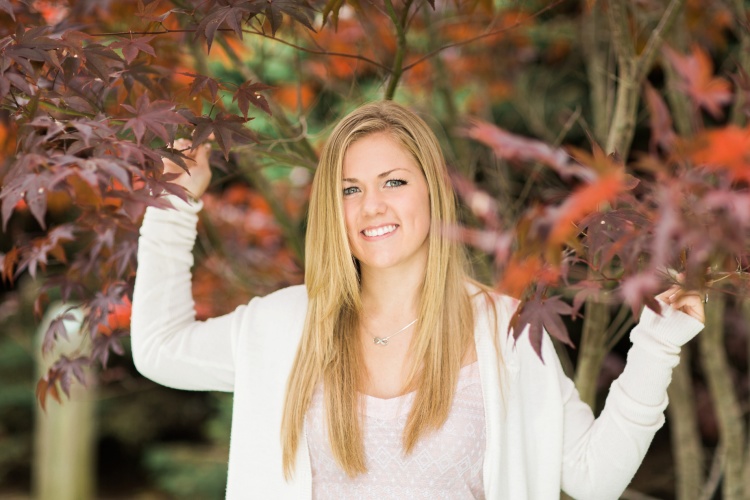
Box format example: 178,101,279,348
163,137,213,199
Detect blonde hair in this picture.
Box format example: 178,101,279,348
281,101,483,478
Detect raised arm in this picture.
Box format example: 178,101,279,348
558,293,704,499
131,138,251,392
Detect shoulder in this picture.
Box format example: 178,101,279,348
466,281,559,368
254,284,308,308
466,280,519,322
240,285,308,347
244,285,308,327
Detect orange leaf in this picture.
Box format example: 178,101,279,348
499,256,542,298
692,126,750,183
549,174,625,244
98,296,132,335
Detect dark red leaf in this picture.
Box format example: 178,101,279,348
663,45,732,119
233,80,273,118
643,81,676,154
510,291,574,361
195,3,259,53
0,247,19,284
121,94,189,145
136,0,175,23
619,272,661,316
464,120,595,182
261,0,316,35
321,0,345,28
191,112,259,161
110,35,157,64
183,72,222,101
91,330,126,368
53,356,90,398
0,0,15,21
42,312,77,355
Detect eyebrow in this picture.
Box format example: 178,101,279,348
342,168,408,183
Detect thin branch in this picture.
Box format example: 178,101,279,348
383,0,413,100
634,0,685,82
402,0,566,72
89,26,391,72
730,0,750,126
242,27,391,72
607,0,635,62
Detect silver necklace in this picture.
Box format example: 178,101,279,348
371,318,418,346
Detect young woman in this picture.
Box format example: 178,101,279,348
131,101,705,499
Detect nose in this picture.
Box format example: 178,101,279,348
362,188,387,216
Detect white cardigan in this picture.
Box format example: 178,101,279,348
131,197,704,499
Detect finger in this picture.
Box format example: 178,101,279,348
656,285,681,303
669,293,703,310
174,138,192,150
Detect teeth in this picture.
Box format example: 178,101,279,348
363,225,397,237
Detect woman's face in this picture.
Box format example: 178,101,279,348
341,132,431,276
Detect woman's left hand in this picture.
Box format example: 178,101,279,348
656,285,706,324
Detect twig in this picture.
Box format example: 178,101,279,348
402,0,566,72
620,488,664,500
698,444,724,500
89,26,391,72
634,0,685,82
383,0,413,100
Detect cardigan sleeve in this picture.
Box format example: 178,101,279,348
131,195,253,392
558,301,704,500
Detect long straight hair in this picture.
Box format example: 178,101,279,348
281,101,482,478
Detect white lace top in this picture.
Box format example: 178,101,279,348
305,362,486,499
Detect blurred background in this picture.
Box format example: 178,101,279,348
1,0,749,499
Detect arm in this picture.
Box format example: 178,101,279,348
131,195,254,391
559,302,704,500
131,139,249,391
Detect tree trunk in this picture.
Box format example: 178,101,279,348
698,293,746,500
574,297,610,409
730,0,750,126
742,299,750,496
581,1,611,146
34,303,96,500
667,347,704,500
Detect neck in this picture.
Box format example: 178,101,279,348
359,266,423,319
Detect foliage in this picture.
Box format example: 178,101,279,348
1,0,750,497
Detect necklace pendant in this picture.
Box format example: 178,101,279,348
373,337,388,346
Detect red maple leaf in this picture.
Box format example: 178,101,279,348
41,312,77,355
109,35,156,64
121,94,189,145
191,112,259,161
233,80,273,119
663,45,732,119
464,120,595,182
183,72,222,101
510,291,575,361
644,81,677,154
0,247,19,284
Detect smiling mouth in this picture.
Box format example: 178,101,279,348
362,224,398,237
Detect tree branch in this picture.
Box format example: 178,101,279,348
383,0,413,100
730,0,750,126
402,0,566,72
606,0,635,62
605,0,685,157
634,0,685,82
88,27,392,72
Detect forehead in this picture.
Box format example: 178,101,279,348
342,132,420,177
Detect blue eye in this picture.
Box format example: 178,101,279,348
343,186,360,196
385,179,406,188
